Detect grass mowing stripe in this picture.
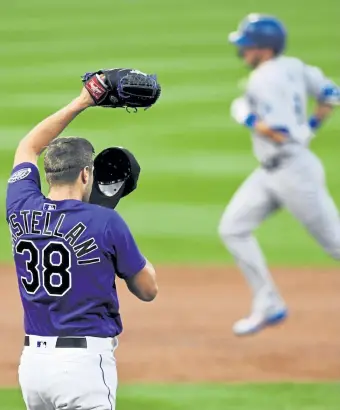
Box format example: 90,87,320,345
117,383,340,410
1,384,339,410
0,57,240,75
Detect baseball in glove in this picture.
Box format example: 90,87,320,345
81,68,161,111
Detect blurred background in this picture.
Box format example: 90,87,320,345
1,0,340,409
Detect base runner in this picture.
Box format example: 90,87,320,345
7,68,161,409
218,14,340,336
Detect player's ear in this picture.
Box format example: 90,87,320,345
80,167,90,184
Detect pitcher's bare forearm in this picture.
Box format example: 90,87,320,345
14,90,94,168
125,260,158,302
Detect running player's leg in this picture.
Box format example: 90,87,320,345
275,151,340,259
218,168,286,335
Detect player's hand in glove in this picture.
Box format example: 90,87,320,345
81,68,161,111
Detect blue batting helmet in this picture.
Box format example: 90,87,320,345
228,14,287,55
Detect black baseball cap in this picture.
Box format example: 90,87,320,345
89,147,141,209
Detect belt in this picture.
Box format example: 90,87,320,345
261,154,291,171
24,335,87,348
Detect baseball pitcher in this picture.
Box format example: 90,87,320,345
6,68,161,409
218,14,340,336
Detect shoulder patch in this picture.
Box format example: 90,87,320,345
8,168,32,183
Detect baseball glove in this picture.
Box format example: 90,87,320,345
81,68,161,111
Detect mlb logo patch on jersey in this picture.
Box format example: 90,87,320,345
8,168,31,183
43,203,56,211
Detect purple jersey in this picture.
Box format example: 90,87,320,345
6,162,146,337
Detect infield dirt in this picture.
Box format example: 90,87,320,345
0,265,339,386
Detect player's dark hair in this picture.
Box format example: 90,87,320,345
44,137,95,185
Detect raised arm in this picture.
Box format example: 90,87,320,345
13,88,94,168
14,67,162,169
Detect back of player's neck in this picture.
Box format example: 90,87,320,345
48,185,82,202
259,54,277,66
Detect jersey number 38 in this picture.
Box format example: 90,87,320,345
16,240,71,297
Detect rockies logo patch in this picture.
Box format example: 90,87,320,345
8,168,32,183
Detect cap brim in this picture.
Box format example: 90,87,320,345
228,31,254,47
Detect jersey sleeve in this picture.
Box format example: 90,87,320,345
6,162,42,214
106,212,146,280
303,64,335,99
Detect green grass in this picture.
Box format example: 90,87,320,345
1,0,340,264
2,384,340,410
